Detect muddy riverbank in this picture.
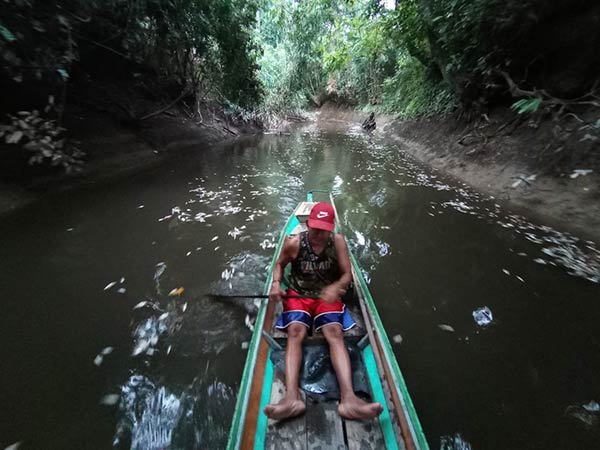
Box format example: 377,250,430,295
2,103,599,246
0,107,259,216
316,105,600,244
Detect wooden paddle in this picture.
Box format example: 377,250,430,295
206,293,317,300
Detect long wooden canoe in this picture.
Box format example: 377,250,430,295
227,190,429,450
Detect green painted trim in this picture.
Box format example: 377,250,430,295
254,352,274,450
350,252,430,450
363,345,400,450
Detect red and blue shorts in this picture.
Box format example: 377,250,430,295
275,289,356,333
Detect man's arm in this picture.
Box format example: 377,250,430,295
320,233,353,303
268,235,299,302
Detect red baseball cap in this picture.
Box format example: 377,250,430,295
307,202,335,231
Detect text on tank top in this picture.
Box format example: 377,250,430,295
289,231,340,297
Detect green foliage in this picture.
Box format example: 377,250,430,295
253,0,455,116
0,101,84,173
511,98,543,114
380,54,454,118
1,0,261,108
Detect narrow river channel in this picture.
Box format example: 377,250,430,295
1,124,599,450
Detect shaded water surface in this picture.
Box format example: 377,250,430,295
1,125,599,450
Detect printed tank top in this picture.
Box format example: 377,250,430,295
288,231,340,297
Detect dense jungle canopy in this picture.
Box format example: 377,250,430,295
1,0,600,169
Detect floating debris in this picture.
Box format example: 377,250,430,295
4,442,22,450
502,269,511,276
103,281,117,291
120,277,125,284
569,169,593,179
566,402,600,427
99,394,120,406
182,302,188,313
241,341,249,350
117,288,127,294
133,301,150,310
94,345,114,366
511,174,537,188
158,312,169,321
211,236,219,242
472,307,493,327
392,334,403,345
228,227,243,239
583,400,600,412
168,287,184,297
438,324,455,333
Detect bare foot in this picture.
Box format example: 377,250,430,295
264,398,306,420
338,396,383,420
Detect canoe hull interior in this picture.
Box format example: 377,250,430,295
227,194,429,450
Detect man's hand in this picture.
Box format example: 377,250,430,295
269,281,284,303
320,283,345,304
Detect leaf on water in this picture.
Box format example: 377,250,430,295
133,301,149,310
103,281,117,291
6,130,23,144
583,401,600,412
392,334,403,344
158,312,169,321
168,287,184,296
93,355,103,366
101,346,114,356
166,345,172,355
56,68,69,80
3,442,21,450
570,169,593,179
120,277,125,284
117,288,126,294
99,394,120,406
502,269,510,276
438,324,455,332
0,25,17,42
132,339,148,356
515,275,525,283
211,236,219,241
182,302,188,313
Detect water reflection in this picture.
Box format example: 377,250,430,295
1,127,599,450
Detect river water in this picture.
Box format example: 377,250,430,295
1,123,600,450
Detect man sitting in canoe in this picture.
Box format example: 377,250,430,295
265,202,383,421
